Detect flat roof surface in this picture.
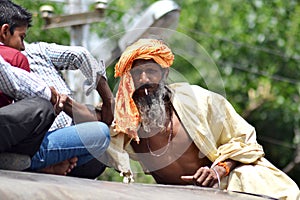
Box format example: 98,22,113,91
0,170,276,199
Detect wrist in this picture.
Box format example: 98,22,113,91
217,162,230,176
95,107,102,121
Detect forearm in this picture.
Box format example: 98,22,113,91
62,95,98,124
96,76,114,101
96,75,114,125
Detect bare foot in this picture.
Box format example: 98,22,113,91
65,157,78,174
38,157,78,175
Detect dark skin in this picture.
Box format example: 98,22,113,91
130,59,238,188
57,94,99,123
50,74,114,125
49,86,64,115
96,75,114,125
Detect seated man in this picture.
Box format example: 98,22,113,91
0,0,59,168
106,39,299,200
23,41,114,178
0,55,57,170
0,53,110,176
0,0,47,170
0,0,112,177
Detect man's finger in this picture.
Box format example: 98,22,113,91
181,175,194,183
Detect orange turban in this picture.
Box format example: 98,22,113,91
114,39,174,142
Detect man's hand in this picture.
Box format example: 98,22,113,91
49,86,64,115
181,160,237,188
181,166,222,188
49,86,58,106
100,99,114,125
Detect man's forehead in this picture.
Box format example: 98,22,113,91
132,59,161,68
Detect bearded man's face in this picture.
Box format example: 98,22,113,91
133,83,167,135
131,59,168,135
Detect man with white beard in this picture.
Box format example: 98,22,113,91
107,38,299,200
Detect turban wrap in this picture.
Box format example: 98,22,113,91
114,39,174,142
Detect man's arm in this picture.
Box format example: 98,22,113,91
181,159,239,188
43,42,114,125
0,56,51,101
42,42,106,93
58,94,99,124
96,76,114,125
0,56,63,115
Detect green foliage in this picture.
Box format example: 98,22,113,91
13,0,70,44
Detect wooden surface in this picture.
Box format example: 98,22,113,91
0,170,276,200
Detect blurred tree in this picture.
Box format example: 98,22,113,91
14,0,70,44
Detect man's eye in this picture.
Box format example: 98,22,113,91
147,69,154,73
131,70,141,77
146,69,159,74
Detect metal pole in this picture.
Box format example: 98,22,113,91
66,0,99,105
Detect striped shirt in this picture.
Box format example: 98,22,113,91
0,56,51,101
23,42,107,131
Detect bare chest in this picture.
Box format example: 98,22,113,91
131,113,212,184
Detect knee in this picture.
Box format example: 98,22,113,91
87,121,110,147
87,122,110,157
98,122,110,147
102,123,110,140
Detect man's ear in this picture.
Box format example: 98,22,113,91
163,68,169,80
0,24,10,40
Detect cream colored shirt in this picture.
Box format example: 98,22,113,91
104,82,299,199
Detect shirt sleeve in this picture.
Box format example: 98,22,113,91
43,42,107,95
0,56,51,101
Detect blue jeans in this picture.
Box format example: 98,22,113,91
29,121,110,170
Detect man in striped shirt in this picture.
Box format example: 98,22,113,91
0,55,57,169
0,0,113,177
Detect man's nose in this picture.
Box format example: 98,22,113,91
20,43,25,51
139,72,150,83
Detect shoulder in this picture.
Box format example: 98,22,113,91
25,42,53,52
168,82,215,99
0,46,29,71
46,43,90,58
0,45,19,56
168,82,229,110
14,52,30,72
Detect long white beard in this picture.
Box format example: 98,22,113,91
135,84,167,134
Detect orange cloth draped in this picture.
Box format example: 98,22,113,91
114,39,174,142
